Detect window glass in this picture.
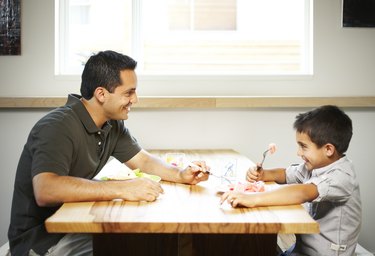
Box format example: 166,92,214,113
56,0,312,75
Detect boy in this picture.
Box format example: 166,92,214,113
221,105,361,256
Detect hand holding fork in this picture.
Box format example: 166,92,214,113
189,162,234,184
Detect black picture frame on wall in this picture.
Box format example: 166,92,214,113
0,0,21,55
343,0,375,27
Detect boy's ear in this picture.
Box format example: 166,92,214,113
325,143,336,157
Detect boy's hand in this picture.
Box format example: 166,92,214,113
246,164,263,182
220,191,256,208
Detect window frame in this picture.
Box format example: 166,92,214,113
55,0,313,86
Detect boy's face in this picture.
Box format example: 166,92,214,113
296,132,332,171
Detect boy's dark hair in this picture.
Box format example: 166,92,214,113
80,50,137,99
293,105,353,155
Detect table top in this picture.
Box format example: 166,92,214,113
45,149,319,235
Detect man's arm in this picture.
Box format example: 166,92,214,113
125,149,209,184
125,149,183,182
33,149,210,207
32,172,163,207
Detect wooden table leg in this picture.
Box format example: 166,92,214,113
93,233,277,256
192,234,277,256
93,233,178,256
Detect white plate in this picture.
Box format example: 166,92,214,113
93,158,161,182
100,173,161,182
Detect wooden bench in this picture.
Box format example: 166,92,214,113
1,237,373,255
0,242,9,256
277,234,373,255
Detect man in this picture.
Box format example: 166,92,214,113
8,50,209,255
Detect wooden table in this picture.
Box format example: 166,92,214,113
45,149,319,256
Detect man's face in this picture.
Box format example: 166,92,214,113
103,69,138,120
295,132,330,171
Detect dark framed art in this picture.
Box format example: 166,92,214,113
0,0,21,55
343,0,375,27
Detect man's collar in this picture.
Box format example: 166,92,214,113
65,94,112,134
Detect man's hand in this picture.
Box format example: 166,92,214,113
115,178,164,202
180,161,210,185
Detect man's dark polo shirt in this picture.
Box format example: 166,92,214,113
8,94,141,255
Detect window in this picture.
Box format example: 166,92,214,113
167,0,236,31
55,0,312,76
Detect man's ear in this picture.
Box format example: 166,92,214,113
94,87,106,103
325,143,336,157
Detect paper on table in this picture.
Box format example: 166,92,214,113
93,158,135,180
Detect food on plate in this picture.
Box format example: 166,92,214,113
227,181,265,193
101,168,161,182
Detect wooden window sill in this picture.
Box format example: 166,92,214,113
1,96,375,109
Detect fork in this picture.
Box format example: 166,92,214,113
256,143,277,171
188,162,233,184
256,149,271,171
207,171,233,184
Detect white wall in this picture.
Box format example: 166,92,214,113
1,108,375,253
0,0,375,97
0,0,375,253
